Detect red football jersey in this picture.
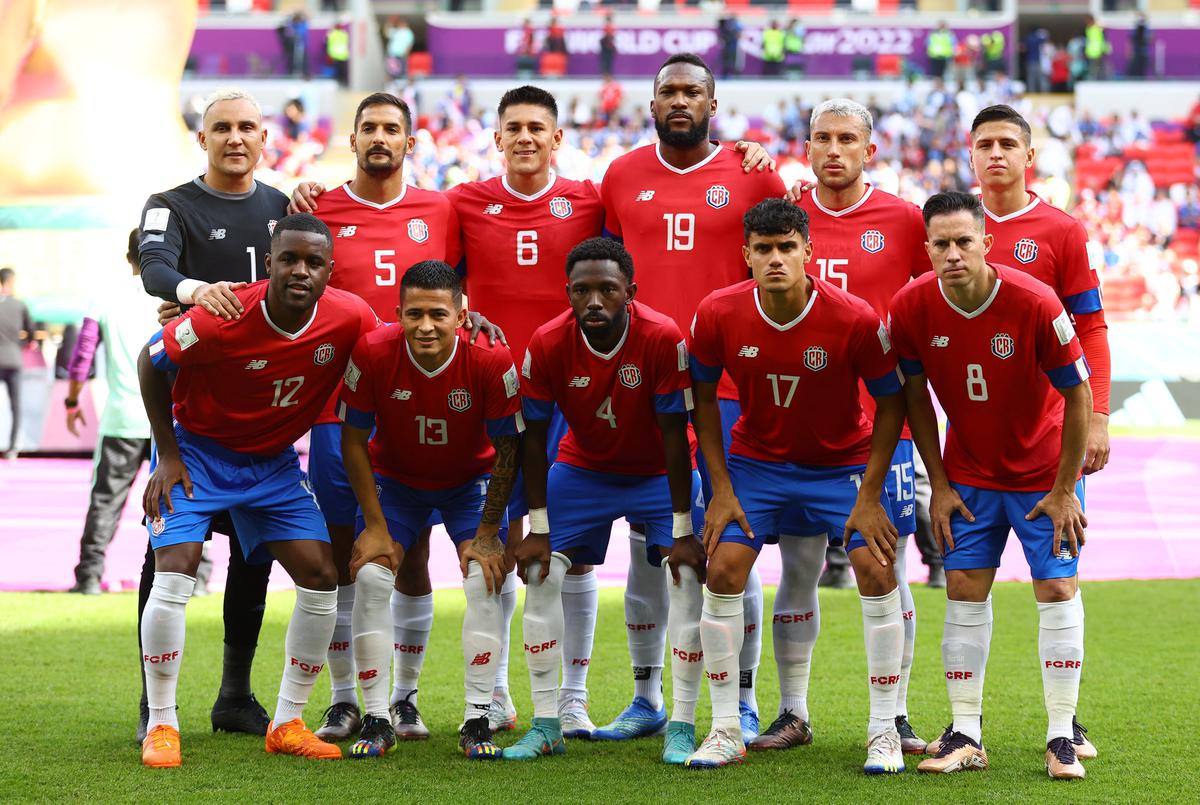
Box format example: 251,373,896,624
446,173,605,364
797,184,930,438
149,281,377,455
313,182,463,424
888,265,1090,491
337,330,522,490
601,144,786,398
983,193,1102,316
689,278,901,466
522,302,692,476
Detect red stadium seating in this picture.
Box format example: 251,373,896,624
408,52,433,77
876,53,903,77
540,53,568,77
787,0,835,11
1174,228,1200,258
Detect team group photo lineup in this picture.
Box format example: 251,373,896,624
2,2,1197,800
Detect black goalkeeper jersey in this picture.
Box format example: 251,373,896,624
138,176,289,302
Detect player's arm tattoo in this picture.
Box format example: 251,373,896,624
480,433,521,533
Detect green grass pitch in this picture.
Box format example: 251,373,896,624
1,580,1196,802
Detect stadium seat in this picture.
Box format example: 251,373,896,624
408,52,433,77
876,53,903,77
540,53,568,78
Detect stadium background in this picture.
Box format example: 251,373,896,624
0,0,1197,799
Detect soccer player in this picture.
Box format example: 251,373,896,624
135,89,289,740
687,199,907,772
598,53,786,742
752,98,931,753
507,237,706,764
299,92,465,744
969,104,1105,759
337,261,523,761
889,192,1092,780
137,214,377,768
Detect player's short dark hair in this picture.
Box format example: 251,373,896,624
743,198,810,242
497,85,558,121
353,92,413,136
922,191,986,230
656,53,715,96
0,267,12,285
270,213,332,249
401,260,462,303
565,237,634,283
127,228,140,267
970,104,1032,146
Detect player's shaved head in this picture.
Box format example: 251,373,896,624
743,198,810,243
498,85,558,121
566,237,634,283
923,191,985,232
354,92,413,136
655,53,715,96
971,104,1031,146
271,213,332,249
402,260,462,304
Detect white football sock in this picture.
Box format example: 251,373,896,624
739,565,763,714
774,536,825,721
861,587,904,737
390,590,433,707
701,587,744,734
560,569,598,702
328,583,357,706
943,597,992,744
275,586,338,725
893,535,917,717
625,529,667,709
142,572,195,731
350,564,393,719
664,560,703,725
523,553,570,719
493,570,518,696
463,561,504,723
1039,595,1084,742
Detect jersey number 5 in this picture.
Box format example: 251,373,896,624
376,250,397,286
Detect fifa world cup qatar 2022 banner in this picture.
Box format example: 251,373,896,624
425,20,1015,77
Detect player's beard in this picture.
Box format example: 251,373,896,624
578,305,627,351
655,113,710,149
360,149,402,177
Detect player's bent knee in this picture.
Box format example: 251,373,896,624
1033,575,1077,603
153,543,204,577
847,549,897,596
945,569,994,602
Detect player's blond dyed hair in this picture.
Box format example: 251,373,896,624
202,89,263,123
810,98,873,138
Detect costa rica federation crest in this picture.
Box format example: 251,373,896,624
860,229,885,253
803,345,828,372
991,332,1015,359
548,196,573,219
448,388,472,412
1013,238,1038,264
407,218,430,244
313,343,336,365
618,363,642,389
706,184,730,209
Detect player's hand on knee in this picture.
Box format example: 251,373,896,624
667,536,707,585
844,499,898,567
930,483,971,554
289,181,326,214
143,456,192,519
157,301,182,325
350,524,395,580
1082,413,1110,475
785,180,815,203
193,281,247,321
735,140,777,173
464,311,507,347
702,492,752,557
461,529,507,594
1027,487,1087,558
513,532,550,584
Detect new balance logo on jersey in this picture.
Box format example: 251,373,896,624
391,389,412,400
635,190,655,201
483,203,504,215
357,669,378,681
737,346,759,358
900,503,914,518
208,228,226,240
337,226,357,238
469,652,493,666
930,335,950,347
569,376,591,388
244,360,268,370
